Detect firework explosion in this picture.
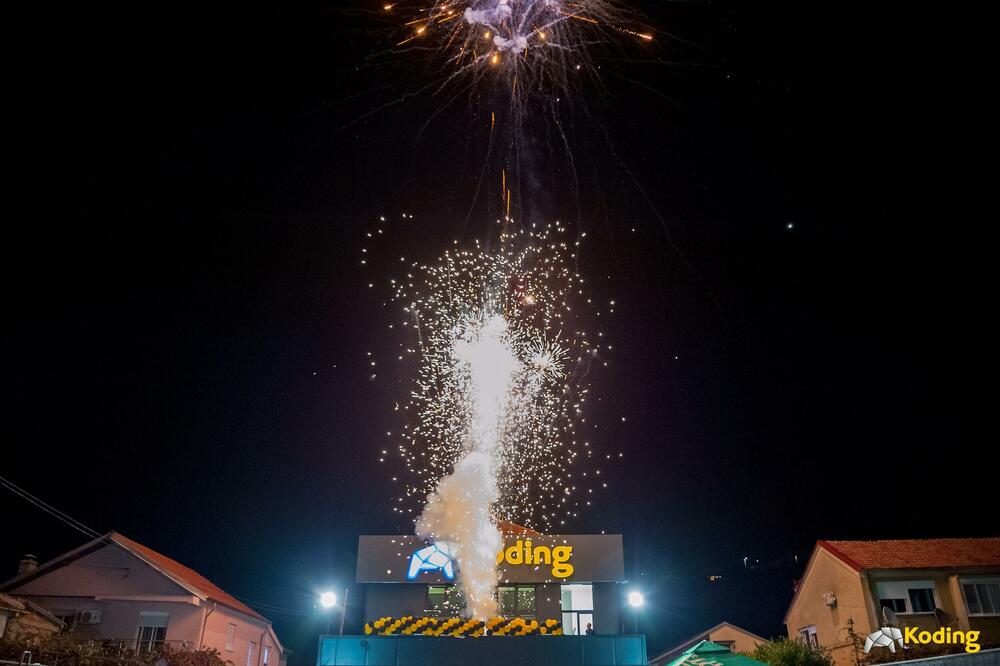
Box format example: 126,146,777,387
383,0,651,104
374,221,605,616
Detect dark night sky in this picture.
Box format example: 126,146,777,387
3,0,989,664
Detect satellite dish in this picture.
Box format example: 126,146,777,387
882,606,899,626
934,608,954,627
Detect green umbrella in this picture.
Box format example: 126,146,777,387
663,641,770,666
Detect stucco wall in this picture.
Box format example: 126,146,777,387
707,625,765,654
12,545,188,598
202,604,277,666
785,548,870,666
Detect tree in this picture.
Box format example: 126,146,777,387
751,638,835,666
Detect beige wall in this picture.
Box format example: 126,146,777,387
202,605,279,666
8,543,280,666
707,625,765,654
785,548,870,666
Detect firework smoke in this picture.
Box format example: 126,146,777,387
375,224,601,616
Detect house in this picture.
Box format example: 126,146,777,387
784,538,1000,666
0,591,65,639
648,621,767,666
1,532,284,666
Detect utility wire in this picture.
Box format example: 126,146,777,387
0,474,102,539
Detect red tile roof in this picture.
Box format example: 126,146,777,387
111,533,268,622
819,538,1000,571
498,521,542,537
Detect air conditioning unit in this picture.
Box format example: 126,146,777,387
78,610,103,624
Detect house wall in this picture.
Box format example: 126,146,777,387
11,545,188,598
785,548,870,666
202,605,276,666
11,594,205,645
707,625,766,654
7,542,278,666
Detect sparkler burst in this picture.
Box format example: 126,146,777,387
373,220,606,616
383,0,651,107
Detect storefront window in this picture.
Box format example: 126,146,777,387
498,585,536,616
561,584,594,635
426,585,465,615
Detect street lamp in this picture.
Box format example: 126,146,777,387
320,592,337,635
627,591,644,634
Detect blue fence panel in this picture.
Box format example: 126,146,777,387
317,635,647,666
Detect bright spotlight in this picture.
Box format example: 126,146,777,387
320,591,337,608
628,591,644,608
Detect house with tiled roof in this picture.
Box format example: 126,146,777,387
648,621,767,666
1,532,284,666
784,538,1000,666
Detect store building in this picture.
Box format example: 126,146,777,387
356,527,626,636
316,526,645,666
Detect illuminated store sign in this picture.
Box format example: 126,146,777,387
497,540,574,579
357,534,624,584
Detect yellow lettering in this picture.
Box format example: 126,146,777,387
525,540,533,564
552,546,574,578
905,627,918,642
966,631,980,653
533,545,551,564
505,541,524,565
918,631,931,643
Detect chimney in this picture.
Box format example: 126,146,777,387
17,554,38,575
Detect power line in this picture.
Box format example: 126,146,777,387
0,474,102,540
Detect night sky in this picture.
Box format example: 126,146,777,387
3,0,988,664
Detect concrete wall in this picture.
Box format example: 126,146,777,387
785,548,871,666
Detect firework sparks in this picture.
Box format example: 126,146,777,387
383,0,652,99
373,221,603,616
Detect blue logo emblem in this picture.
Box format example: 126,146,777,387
407,542,457,580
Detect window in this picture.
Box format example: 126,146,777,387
908,588,935,613
498,585,536,616
962,579,1000,616
880,598,907,613
799,626,819,648
561,584,594,636
263,646,270,666
875,580,937,614
426,585,465,616
137,612,169,652
247,642,256,666
226,623,237,651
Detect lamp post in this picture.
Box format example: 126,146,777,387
627,591,644,634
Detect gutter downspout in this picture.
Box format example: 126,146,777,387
199,600,217,649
